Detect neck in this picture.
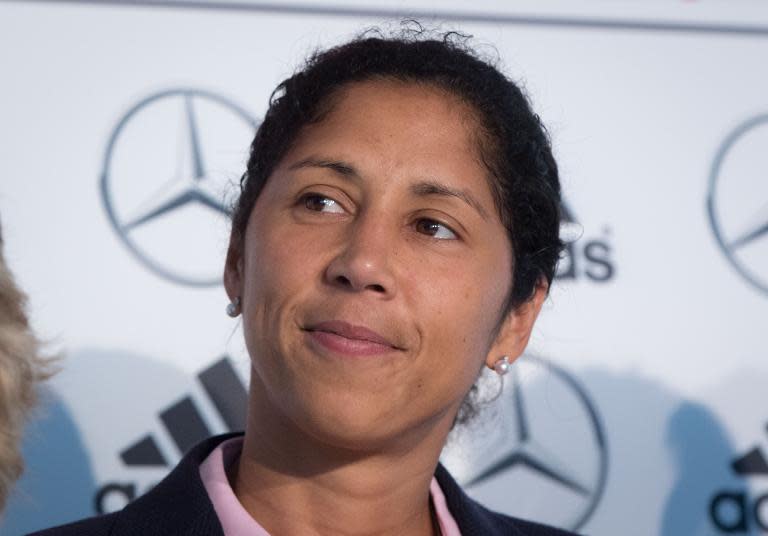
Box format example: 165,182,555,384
232,380,454,536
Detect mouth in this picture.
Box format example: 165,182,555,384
303,320,403,357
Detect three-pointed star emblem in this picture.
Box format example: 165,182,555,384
122,94,231,232
100,88,258,286
442,356,607,531
467,366,591,496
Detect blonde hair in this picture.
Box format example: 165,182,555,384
0,223,53,512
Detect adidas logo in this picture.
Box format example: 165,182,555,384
732,443,768,476
709,423,768,533
94,356,247,513
556,200,615,282
119,356,247,468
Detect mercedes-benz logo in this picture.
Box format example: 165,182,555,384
440,355,608,531
707,113,768,296
100,88,258,286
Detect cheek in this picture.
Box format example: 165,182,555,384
242,214,316,302
418,246,509,337
406,257,509,400
238,221,311,362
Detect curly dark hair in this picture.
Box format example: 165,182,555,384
232,26,562,312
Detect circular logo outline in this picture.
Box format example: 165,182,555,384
459,355,608,531
100,88,258,287
538,356,608,530
707,113,768,296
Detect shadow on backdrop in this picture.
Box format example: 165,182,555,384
2,351,756,536
662,401,759,536
573,368,754,536
1,347,229,534
1,387,96,535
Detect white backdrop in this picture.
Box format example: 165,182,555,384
1,1,767,534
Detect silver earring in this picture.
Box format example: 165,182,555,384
225,297,241,318
493,356,511,376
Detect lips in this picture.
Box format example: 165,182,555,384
304,320,403,357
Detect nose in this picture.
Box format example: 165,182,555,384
324,214,397,297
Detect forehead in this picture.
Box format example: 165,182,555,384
316,79,480,148
281,79,495,200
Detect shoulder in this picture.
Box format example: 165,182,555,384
26,514,119,536
26,433,240,536
434,463,582,536
486,512,583,536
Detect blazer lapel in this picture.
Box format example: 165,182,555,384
111,433,243,536
434,462,529,536
105,435,536,536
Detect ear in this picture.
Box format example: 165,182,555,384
223,232,243,302
485,279,548,370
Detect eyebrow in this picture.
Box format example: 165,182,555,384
410,180,489,220
288,157,489,219
288,157,360,179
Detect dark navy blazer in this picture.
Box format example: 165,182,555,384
29,433,580,536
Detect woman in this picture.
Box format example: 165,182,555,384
34,29,573,535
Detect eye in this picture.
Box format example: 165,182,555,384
301,193,345,214
415,218,458,240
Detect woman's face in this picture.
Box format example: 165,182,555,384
226,80,543,450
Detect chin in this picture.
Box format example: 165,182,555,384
290,391,413,452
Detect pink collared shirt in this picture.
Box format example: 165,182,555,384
200,437,462,535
